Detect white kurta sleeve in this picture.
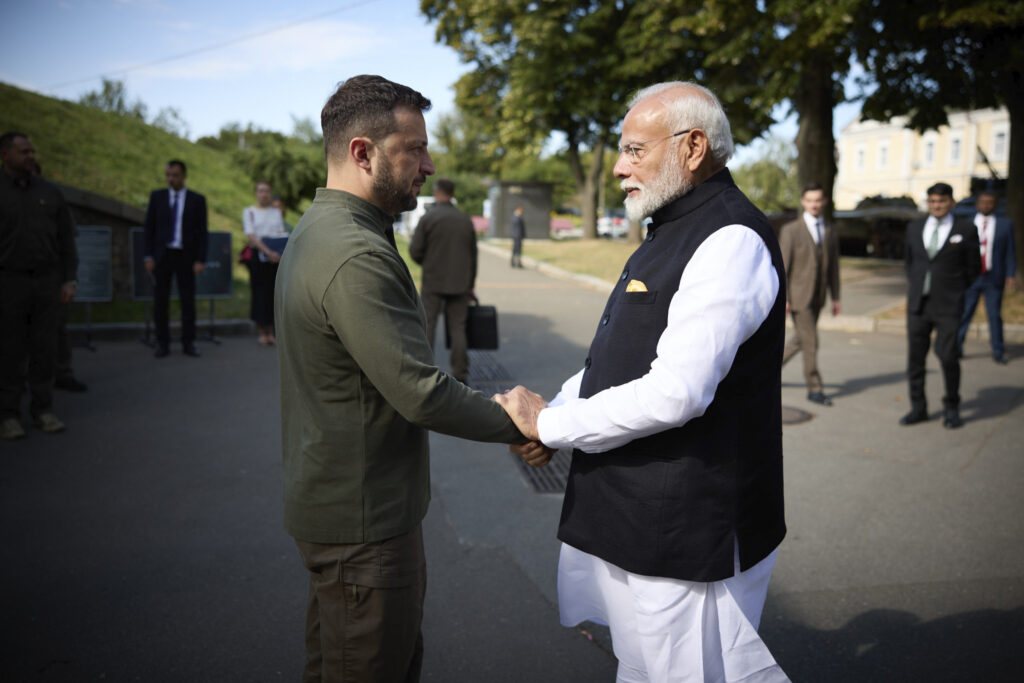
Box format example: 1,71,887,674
536,224,779,453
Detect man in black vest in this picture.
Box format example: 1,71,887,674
143,159,208,358
497,82,789,681
900,183,980,428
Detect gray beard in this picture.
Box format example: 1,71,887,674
623,158,692,222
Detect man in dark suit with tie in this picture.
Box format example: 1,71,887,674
143,160,208,358
778,183,841,406
956,190,1017,364
901,182,980,429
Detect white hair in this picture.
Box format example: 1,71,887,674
628,81,734,166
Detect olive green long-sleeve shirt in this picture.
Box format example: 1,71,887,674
276,189,523,544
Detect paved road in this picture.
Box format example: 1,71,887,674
3,246,1023,682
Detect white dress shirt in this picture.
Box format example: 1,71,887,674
167,187,186,249
802,211,823,245
537,224,780,452
975,212,995,272
923,213,953,255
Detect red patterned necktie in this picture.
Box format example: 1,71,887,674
980,217,988,274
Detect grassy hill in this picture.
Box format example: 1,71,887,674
0,82,292,322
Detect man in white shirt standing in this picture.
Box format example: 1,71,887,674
900,183,980,429
497,82,790,682
778,184,841,406
956,190,1017,364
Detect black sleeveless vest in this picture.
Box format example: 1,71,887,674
556,169,786,582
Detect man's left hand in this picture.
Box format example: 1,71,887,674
512,441,556,468
60,282,77,304
193,261,206,275
832,301,841,316
493,385,546,441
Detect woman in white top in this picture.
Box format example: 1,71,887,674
243,180,287,346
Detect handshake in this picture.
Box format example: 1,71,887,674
493,386,556,468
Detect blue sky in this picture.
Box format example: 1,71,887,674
2,0,859,164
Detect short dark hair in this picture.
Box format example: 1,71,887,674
926,182,953,197
978,189,998,199
167,159,187,175
321,75,431,161
0,131,28,153
801,183,824,196
435,178,455,197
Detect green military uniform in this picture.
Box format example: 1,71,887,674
277,188,522,682
277,188,522,543
0,170,77,420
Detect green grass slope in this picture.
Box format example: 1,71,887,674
0,82,270,322
0,81,255,234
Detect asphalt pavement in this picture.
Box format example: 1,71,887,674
3,243,1023,682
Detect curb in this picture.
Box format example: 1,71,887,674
477,241,1024,343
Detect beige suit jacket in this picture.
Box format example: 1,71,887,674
778,216,840,312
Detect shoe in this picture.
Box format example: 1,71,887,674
994,355,1009,365
1,418,26,440
899,409,929,426
183,345,201,357
807,392,832,406
154,345,170,358
942,408,963,429
54,376,88,392
32,412,66,434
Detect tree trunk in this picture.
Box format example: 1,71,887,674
1005,86,1024,290
567,130,608,239
794,53,838,214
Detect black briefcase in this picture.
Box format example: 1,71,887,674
446,297,499,350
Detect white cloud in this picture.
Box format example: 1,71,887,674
129,20,377,82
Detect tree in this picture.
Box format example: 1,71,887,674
421,0,773,238
79,78,148,120
857,0,1024,279
151,106,190,139
731,135,801,214
679,1,872,212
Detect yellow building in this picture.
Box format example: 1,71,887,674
834,108,1010,210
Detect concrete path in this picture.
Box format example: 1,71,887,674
4,245,1023,682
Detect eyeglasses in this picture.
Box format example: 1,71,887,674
617,129,693,163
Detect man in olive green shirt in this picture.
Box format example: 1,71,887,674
276,76,531,683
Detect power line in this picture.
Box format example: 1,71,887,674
43,0,381,92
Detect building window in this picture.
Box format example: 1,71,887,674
856,145,865,173
993,130,1008,161
949,135,962,166
924,140,935,167
878,142,889,170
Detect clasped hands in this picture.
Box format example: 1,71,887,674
493,386,556,468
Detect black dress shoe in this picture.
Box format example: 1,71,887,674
154,346,170,358
942,409,964,429
807,392,832,406
54,376,88,392
182,345,201,358
994,355,1009,365
899,409,929,426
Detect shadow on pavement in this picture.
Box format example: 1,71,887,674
764,606,1024,682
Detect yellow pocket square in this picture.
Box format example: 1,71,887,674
625,279,648,293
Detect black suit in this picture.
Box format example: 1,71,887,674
144,187,208,348
904,215,980,413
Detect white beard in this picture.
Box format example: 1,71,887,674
622,156,692,222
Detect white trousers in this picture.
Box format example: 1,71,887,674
558,543,789,683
